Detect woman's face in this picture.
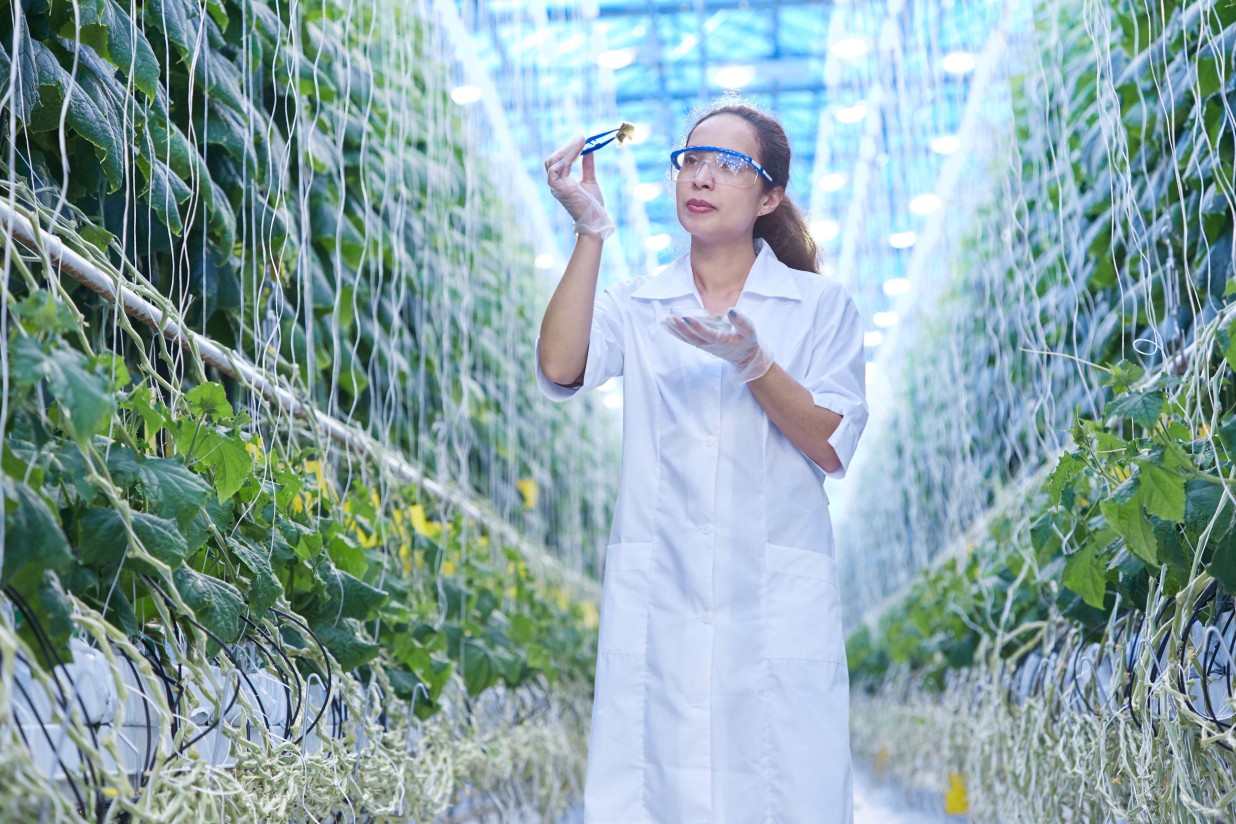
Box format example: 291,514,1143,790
675,113,783,245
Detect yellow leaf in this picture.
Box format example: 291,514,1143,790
581,600,599,630
873,745,891,775
399,544,412,576
409,504,442,538
944,772,969,814
516,478,540,510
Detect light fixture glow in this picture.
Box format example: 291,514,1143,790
633,182,662,202
450,85,482,105
535,253,556,270
626,122,652,144
597,47,639,70
817,172,847,192
835,103,867,124
645,233,672,252
941,51,976,75
883,277,911,297
864,330,884,347
809,219,840,244
930,134,961,154
889,231,918,249
710,65,755,89
603,393,623,410
668,34,698,60
830,36,869,61
873,310,900,328
909,194,942,215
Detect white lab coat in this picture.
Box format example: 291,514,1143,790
536,239,869,824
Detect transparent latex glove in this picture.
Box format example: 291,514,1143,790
544,135,614,239
661,307,774,383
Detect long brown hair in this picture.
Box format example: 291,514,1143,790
686,101,819,274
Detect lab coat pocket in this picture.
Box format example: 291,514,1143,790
764,543,846,664
599,542,653,655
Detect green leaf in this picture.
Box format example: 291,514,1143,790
104,445,141,488
307,555,387,621
1063,540,1107,609
1184,478,1226,532
231,537,283,614
173,566,244,643
309,621,380,671
53,349,115,442
120,384,170,437
1046,452,1085,505
1136,461,1186,522
1101,497,1158,565
137,155,189,235
78,0,162,99
459,638,496,697
1208,523,1236,593
139,457,211,529
13,339,114,443
29,41,123,187
2,478,71,587
185,496,233,553
10,292,77,336
0,11,42,123
77,507,191,569
1106,390,1164,429
13,573,75,669
184,427,253,503
185,382,233,420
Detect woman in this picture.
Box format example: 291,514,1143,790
536,101,869,824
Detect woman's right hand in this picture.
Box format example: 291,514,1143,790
545,135,615,239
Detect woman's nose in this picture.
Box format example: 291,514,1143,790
693,162,716,189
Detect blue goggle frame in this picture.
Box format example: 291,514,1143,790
669,145,776,185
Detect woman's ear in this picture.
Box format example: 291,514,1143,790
758,186,785,217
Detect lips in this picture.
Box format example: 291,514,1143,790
685,199,715,213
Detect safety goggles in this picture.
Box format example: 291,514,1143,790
669,146,775,187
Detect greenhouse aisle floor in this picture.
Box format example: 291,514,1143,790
549,760,965,823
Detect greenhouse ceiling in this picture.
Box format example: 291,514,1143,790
455,0,1012,350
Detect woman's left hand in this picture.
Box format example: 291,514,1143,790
662,308,774,383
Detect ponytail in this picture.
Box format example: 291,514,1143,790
688,101,820,274
755,197,818,274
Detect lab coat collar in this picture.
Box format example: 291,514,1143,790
630,238,802,302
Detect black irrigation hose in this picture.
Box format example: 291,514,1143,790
140,576,248,760
3,586,103,811
270,608,335,745
238,615,298,738
8,656,89,812
244,616,304,735
1176,582,1236,747
112,643,160,787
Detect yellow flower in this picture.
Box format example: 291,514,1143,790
516,478,540,510
441,560,456,576
399,543,412,576
944,773,969,814
245,435,265,461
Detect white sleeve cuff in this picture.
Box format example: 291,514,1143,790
811,392,867,480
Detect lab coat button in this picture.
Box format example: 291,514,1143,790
701,523,714,535
702,612,714,625
703,436,716,448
